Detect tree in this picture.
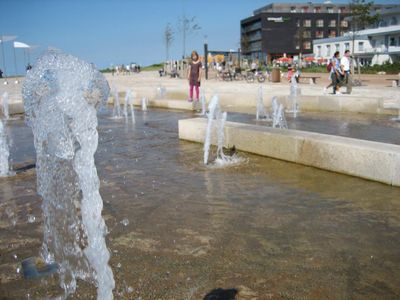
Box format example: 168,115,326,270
178,15,201,59
164,23,174,62
348,0,380,80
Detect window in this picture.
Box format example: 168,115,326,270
316,19,324,27
314,7,321,13
339,7,346,13
389,37,396,46
345,42,350,50
301,7,308,13
341,20,348,27
326,45,331,56
315,31,324,38
327,7,334,13
303,30,311,38
358,42,364,51
391,17,398,26
328,30,336,38
335,44,340,51
371,40,376,48
303,41,311,49
296,45,300,50
304,19,311,27
290,6,296,13
329,20,336,27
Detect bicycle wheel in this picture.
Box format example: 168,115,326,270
234,73,243,81
257,75,266,83
246,73,254,83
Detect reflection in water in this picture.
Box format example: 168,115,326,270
0,108,400,299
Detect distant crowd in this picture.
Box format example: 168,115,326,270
112,63,141,76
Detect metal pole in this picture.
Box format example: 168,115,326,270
204,42,208,80
1,36,7,80
13,44,18,77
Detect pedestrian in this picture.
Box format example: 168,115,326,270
187,50,202,102
0,68,3,78
341,50,352,94
324,51,341,94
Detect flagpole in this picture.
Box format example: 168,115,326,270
1,35,7,83
13,43,18,79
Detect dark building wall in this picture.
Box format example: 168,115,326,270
241,12,349,61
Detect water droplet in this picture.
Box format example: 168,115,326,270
120,218,129,226
127,286,134,293
16,267,20,273
27,214,36,223
117,263,122,268
13,254,18,259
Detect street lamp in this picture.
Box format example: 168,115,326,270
204,35,208,80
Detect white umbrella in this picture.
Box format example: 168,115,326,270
13,41,31,75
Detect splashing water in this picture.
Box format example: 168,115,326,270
126,89,135,123
0,118,13,176
22,50,115,299
141,97,148,111
256,86,270,121
203,95,244,166
200,89,207,115
123,90,129,119
112,87,122,118
156,84,166,99
1,92,9,120
273,102,288,129
287,75,301,118
204,95,220,165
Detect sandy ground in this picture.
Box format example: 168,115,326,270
1,71,399,106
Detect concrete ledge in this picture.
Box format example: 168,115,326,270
8,101,25,115
179,118,400,186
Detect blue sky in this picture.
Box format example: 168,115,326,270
0,0,398,74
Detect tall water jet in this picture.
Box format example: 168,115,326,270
156,83,166,99
256,86,270,121
123,90,129,119
22,50,115,299
287,76,301,118
203,95,243,166
112,87,121,118
0,118,11,176
204,95,220,165
141,97,148,111
200,89,206,115
126,89,135,123
1,92,9,120
273,103,288,129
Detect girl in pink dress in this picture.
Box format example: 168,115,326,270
187,50,202,102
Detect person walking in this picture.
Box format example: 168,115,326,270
341,50,352,94
324,52,339,94
187,50,202,102
328,51,342,95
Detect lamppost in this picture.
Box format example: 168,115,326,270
204,35,208,80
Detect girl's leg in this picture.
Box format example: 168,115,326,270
189,84,194,101
195,85,200,100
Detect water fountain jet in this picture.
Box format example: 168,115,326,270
22,50,115,299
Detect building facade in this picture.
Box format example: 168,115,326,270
313,6,400,65
240,2,398,63
313,25,400,65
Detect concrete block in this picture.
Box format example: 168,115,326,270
179,118,400,186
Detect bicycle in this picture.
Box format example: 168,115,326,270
245,70,266,83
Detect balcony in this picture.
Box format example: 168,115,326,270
388,46,400,53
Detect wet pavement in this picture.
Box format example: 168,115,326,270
227,110,400,145
0,108,399,299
